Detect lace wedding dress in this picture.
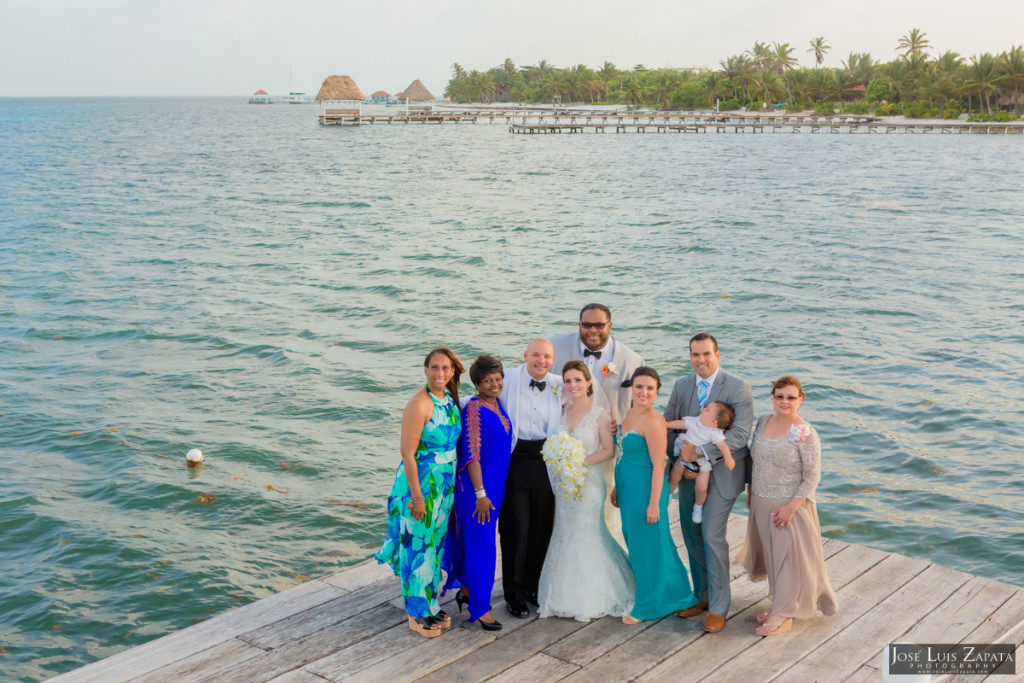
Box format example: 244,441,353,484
537,403,635,621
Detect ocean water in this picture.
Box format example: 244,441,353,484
1,97,1022,680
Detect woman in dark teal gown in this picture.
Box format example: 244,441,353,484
613,366,698,623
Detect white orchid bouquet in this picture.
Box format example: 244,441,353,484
542,431,586,501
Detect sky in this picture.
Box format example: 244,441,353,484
1,0,1022,97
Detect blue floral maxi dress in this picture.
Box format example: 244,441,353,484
376,388,461,618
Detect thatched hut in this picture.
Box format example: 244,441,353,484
400,79,434,102
316,75,365,101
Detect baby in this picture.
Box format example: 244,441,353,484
666,401,736,524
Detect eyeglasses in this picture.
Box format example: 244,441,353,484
580,321,609,330
773,394,801,401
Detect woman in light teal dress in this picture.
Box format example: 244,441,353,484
613,366,698,623
376,347,464,638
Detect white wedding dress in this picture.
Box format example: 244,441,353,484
537,403,635,621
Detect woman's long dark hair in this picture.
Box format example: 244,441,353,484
424,346,464,405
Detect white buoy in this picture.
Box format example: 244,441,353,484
186,449,204,467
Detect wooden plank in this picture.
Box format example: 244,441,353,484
559,614,705,682
52,580,342,683
130,638,266,683
772,564,972,682
266,670,330,683
485,653,580,683
900,576,1018,644
242,578,398,649
320,559,393,592
544,615,656,667
420,613,588,682
945,588,1024,683
217,603,407,683
638,547,910,682
342,622,496,683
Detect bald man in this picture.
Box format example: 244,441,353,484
498,338,565,618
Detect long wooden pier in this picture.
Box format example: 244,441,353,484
52,505,1023,682
317,107,1024,134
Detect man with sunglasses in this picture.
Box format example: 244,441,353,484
550,303,645,544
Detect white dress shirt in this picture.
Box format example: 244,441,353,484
579,337,614,386
516,374,556,440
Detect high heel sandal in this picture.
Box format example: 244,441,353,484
478,606,502,631
622,615,643,625
756,617,792,636
455,590,469,614
408,615,442,638
756,611,771,624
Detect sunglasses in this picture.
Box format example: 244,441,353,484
773,394,801,401
580,321,609,330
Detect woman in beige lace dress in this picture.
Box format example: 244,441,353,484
738,375,838,636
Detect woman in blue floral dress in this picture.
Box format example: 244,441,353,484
376,347,463,637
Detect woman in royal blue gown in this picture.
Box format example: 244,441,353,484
443,355,514,630
613,366,698,623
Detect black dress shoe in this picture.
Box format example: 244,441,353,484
526,591,539,607
506,600,529,618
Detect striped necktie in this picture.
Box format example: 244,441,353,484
698,380,709,409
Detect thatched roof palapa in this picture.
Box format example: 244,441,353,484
400,79,434,102
316,75,365,101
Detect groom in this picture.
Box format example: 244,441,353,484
664,333,753,633
498,338,564,618
549,303,644,545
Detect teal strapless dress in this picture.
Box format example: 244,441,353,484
614,430,697,619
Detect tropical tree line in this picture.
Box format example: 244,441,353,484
444,30,1024,120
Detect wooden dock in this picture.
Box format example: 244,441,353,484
53,507,1023,682
317,107,1024,134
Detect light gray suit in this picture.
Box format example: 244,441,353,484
548,332,644,425
549,331,644,547
663,369,753,616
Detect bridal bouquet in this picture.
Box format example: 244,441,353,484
542,431,586,501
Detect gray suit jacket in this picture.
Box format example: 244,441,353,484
663,369,754,498
548,332,644,424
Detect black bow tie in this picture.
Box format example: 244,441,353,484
583,349,602,359
530,379,546,391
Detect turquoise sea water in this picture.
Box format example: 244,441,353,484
1,97,1022,680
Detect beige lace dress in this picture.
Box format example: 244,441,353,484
737,414,839,620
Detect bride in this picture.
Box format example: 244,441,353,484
537,361,635,621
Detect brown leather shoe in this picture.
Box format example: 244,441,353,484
676,601,709,618
703,613,726,632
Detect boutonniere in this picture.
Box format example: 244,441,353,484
552,385,561,396
789,424,813,442
602,362,617,376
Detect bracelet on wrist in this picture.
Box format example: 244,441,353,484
475,488,487,499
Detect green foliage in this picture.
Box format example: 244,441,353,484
840,101,870,114
813,100,836,114
874,103,898,116
444,40,1024,113
865,77,896,103
785,101,806,111
717,98,742,111
969,110,1017,122
942,106,962,119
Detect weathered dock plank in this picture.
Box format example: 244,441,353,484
51,579,343,683
54,505,1024,682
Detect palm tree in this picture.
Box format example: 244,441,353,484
999,45,1024,115
748,41,772,70
718,54,748,100
502,58,516,75
652,70,678,109
772,42,799,102
897,28,932,60
964,53,1000,115
598,61,619,90
451,63,466,80
808,37,830,66
623,75,646,108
